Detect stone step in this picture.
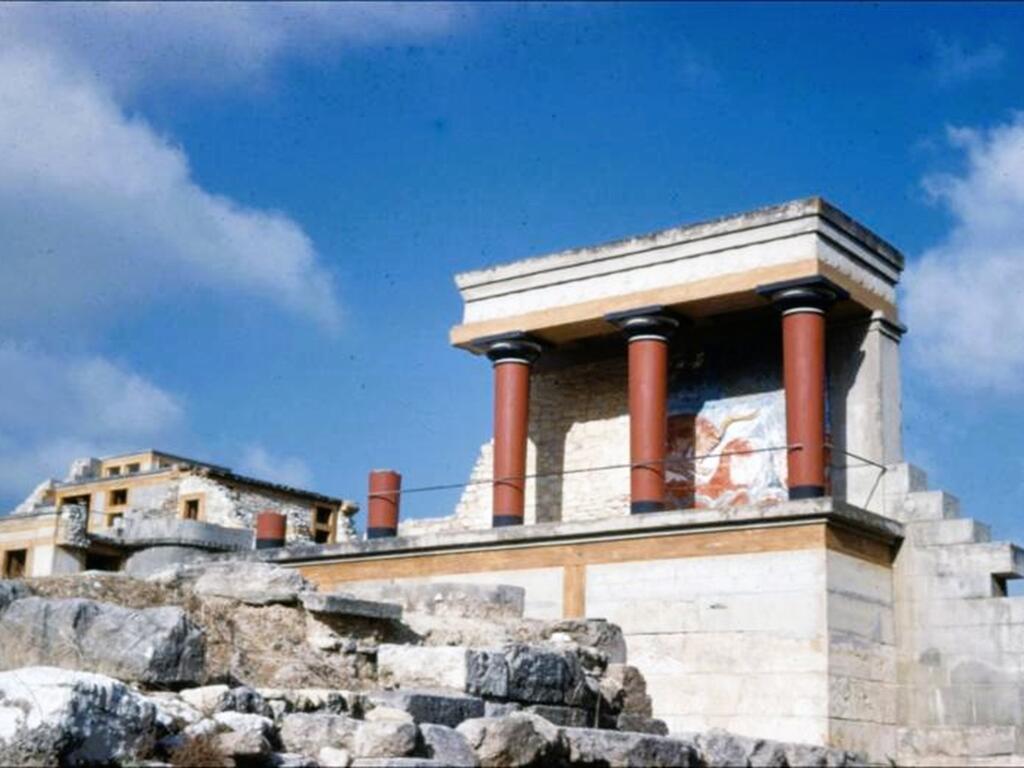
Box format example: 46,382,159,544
908,518,992,547
933,542,1024,580
893,491,961,523
885,462,930,496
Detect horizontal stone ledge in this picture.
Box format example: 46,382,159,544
299,592,402,621
261,497,902,565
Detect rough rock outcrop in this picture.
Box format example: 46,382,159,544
0,667,157,766
0,597,204,685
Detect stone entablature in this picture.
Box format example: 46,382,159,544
451,197,904,348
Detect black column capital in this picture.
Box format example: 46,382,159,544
605,305,682,342
469,331,545,365
756,277,849,314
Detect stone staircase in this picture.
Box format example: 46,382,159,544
884,464,1024,766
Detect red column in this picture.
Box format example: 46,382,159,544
606,308,680,514
758,278,847,500
782,308,827,498
367,469,401,538
483,335,543,527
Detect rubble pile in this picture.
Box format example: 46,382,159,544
0,562,865,767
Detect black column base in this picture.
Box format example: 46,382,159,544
631,500,665,514
255,538,285,549
366,527,398,539
788,485,825,500
492,515,524,527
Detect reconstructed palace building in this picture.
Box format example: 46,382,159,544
264,198,1024,766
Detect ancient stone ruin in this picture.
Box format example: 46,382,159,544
0,560,862,767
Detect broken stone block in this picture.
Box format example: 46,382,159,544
368,688,485,728
523,703,592,728
419,723,479,767
600,663,653,717
615,713,669,735
0,667,157,767
504,644,594,708
466,648,509,698
180,685,231,716
545,618,627,664
0,597,204,685
341,582,525,620
456,713,562,768
145,691,204,730
213,711,275,758
484,701,521,717
193,561,310,605
280,712,360,756
561,727,700,767
300,592,402,620
273,753,320,768
353,718,418,759
377,644,470,691
318,746,353,767
696,728,787,767
216,685,275,718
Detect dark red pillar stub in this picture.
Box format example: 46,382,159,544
757,278,848,501
477,333,543,528
606,307,680,514
255,510,287,549
367,469,401,539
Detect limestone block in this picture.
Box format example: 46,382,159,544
367,688,484,728
456,713,562,767
180,685,231,716
0,597,204,685
561,727,699,767
600,664,652,717
274,752,321,768
318,746,353,767
216,685,275,718
338,582,524,620
522,703,591,728
466,648,509,698
0,667,157,767
615,713,669,735
544,618,627,663
352,718,418,759
212,711,275,757
419,723,479,767
377,645,469,691
300,592,402,621
827,675,898,724
280,713,360,756
193,561,311,605
145,692,204,730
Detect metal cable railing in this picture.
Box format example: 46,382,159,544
368,443,803,499
368,441,888,511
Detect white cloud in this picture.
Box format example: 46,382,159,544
930,38,1006,85
0,44,341,335
237,444,313,490
905,114,1024,391
0,2,463,95
0,343,184,504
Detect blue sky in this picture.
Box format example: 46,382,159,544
1,3,1022,539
